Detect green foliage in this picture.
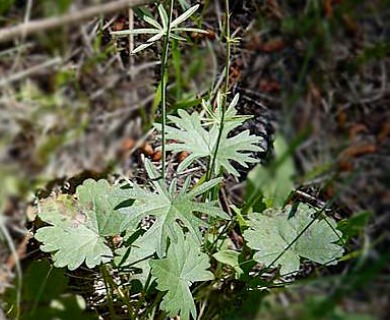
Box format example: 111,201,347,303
253,293,376,320
119,159,229,257
213,249,243,278
114,229,159,284
0,0,14,15
26,2,355,319
247,134,295,208
31,103,348,318
111,4,206,53
150,230,214,320
35,179,130,270
244,204,344,275
159,95,262,176
337,211,370,242
3,259,96,320
41,0,72,15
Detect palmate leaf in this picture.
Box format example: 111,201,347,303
111,4,206,54
243,204,344,275
150,230,214,320
35,179,129,270
119,159,229,258
157,102,262,176
114,227,161,284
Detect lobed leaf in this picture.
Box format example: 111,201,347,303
158,102,262,176
150,230,214,320
119,159,229,258
35,179,129,270
243,204,344,275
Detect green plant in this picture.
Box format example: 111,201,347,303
157,93,261,176
111,2,205,181
30,105,345,319
111,3,205,54
244,204,344,275
25,2,348,320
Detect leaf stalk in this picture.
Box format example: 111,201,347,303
206,0,231,182
160,0,175,182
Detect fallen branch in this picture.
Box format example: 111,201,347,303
0,0,151,44
0,57,62,87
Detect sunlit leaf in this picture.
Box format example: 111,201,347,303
111,28,160,36
171,4,200,28
144,15,163,30
35,180,129,270
111,3,205,55
158,4,169,30
158,100,262,176
213,249,243,278
243,204,344,275
150,230,214,320
119,159,229,257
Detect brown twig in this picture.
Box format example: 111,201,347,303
0,0,151,44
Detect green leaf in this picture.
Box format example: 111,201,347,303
172,27,208,33
171,4,200,28
35,179,129,270
243,204,344,275
111,28,160,36
247,134,295,207
131,42,155,54
202,93,251,128
3,259,97,320
150,231,214,320
158,4,169,30
112,3,205,55
76,179,130,236
120,159,229,258
178,0,190,10
170,97,202,113
143,15,163,30
114,229,160,284
213,249,243,278
337,211,370,241
147,32,164,43
158,101,262,176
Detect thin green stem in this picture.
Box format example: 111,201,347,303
134,272,152,319
206,0,230,182
143,291,165,320
160,0,174,182
100,264,117,319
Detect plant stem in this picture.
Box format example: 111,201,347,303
206,0,230,182
100,264,117,319
160,0,174,182
134,272,152,319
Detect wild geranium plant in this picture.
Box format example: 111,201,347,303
33,2,346,319
34,102,345,319
156,93,262,176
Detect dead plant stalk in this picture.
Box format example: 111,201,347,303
0,0,152,44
